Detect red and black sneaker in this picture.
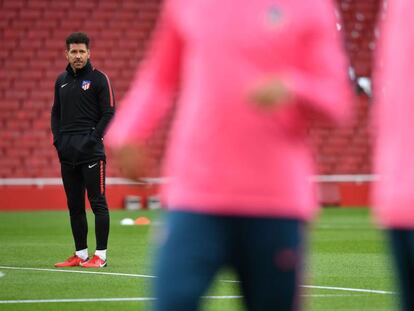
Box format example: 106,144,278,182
80,255,107,268
54,255,88,268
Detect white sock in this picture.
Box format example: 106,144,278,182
75,248,88,260
95,249,107,261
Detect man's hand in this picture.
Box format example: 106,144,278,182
248,78,292,109
110,142,153,181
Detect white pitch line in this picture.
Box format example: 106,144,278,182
0,297,155,304
0,294,369,304
220,280,394,295
302,294,368,297
0,265,394,296
301,285,394,295
0,266,154,279
0,296,242,304
203,295,242,299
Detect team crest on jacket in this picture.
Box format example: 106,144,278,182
266,5,284,26
82,80,91,90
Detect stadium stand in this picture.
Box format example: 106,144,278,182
0,0,381,208
0,0,161,178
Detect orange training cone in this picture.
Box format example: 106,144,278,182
135,216,151,225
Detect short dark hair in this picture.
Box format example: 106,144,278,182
66,32,90,50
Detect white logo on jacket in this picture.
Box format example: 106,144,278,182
82,80,91,90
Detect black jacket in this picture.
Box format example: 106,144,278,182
51,61,115,165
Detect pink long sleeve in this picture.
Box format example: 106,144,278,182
373,0,414,228
106,2,182,147
287,1,352,124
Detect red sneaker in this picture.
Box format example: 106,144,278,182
80,255,107,268
54,255,87,267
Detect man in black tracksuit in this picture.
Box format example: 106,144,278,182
51,32,115,268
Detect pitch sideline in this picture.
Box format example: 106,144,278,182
0,264,394,304
0,294,379,304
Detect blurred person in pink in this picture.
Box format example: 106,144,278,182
373,1,414,310
107,0,352,310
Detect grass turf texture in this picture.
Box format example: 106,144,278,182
0,208,396,310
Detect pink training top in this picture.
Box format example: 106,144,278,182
107,0,352,220
373,1,414,229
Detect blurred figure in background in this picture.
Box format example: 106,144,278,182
373,1,414,310
107,0,352,310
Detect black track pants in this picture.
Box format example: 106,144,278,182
388,229,414,311
61,160,110,251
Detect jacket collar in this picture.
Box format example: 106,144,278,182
66,60,93,77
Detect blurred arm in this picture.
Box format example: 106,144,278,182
105,1,182,179
106,1,182,148
287,0,353,124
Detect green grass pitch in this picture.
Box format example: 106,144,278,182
0,208,397,310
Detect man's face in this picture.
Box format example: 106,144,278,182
65,43,90,72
